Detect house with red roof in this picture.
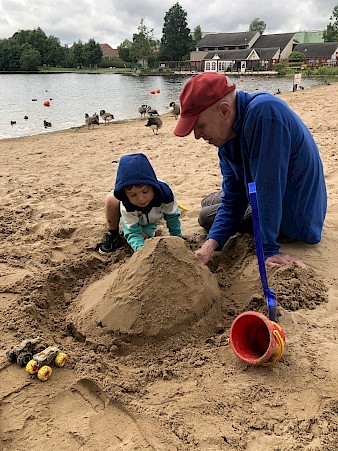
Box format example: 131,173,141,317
99,43,119,60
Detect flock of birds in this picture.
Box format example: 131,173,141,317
10,118,52,128
84,101,181,135
274,81,330,96
135,101,180,135
84,110,114,129
140,101,180,135
10,93,55,129
11,101,181,135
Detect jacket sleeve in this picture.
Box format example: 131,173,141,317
162,198,183,237
121,219,145,251
206,149,247,248
120,208,151,251
164,212,183,237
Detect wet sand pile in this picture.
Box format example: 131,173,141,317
71,236,222,339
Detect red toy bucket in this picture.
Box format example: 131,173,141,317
229,311,286,366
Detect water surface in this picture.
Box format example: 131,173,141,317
0,73,326,140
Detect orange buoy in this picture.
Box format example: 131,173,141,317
43,100,50,107
155,89,160,93
251,77,254,80
150,90,156,94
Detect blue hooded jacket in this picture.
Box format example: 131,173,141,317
207,90,327,258
114,153,182,250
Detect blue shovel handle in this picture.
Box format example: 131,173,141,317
248,182,277,321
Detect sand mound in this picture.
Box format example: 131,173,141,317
269,263,328,310
71,237,222,338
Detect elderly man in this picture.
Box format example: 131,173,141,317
174,72,327,267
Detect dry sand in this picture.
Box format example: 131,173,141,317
0,83,338,450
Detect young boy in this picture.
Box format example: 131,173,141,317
98,153,183,254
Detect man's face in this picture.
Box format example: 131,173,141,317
193,101,236,147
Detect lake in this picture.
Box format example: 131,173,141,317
0,72,327,140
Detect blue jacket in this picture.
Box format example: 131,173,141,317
207,90,327,258
114,153,182,250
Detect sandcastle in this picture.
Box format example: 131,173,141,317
71,237,222,338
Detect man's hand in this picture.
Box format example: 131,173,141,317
266,253,306,267
195,238,219,264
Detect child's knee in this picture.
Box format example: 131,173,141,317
105,194,119,208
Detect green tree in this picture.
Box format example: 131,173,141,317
13,27,48,63
11,27,64,67
83,38,102,67
0,39,21,70
20,45,41,70
191,25,202,49
249,18,266,34
71,40,85,67
129,18,156,67
61,45,74,67
274,61,288,75
44,35,64,66
117,39,132,62
160,3,192,61
147,39,160,68
323,4,338,41
11,29,30,45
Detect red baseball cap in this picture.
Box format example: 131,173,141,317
174,72,236,137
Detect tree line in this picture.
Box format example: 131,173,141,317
0,27,103,71
0,2,337,72
0,3,198,71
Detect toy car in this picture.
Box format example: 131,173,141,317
26,346,68,381
6,337,46,367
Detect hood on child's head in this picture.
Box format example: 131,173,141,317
114,153,162,207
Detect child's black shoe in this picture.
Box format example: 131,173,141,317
98,232,124,255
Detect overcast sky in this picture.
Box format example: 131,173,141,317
0,0,336,48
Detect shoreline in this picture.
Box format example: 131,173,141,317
0,116,146,142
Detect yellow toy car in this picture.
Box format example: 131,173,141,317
26,346,67,381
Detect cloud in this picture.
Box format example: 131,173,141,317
0,0,334,48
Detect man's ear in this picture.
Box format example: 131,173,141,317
219,101,230,118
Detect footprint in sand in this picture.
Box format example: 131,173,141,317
0,373,155,449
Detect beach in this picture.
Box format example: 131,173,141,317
1,83,338,450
